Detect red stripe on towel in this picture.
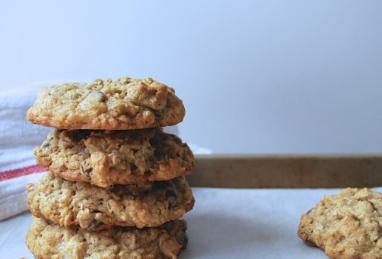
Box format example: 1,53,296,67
0,165,46,181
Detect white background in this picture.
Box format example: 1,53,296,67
1,0,381,153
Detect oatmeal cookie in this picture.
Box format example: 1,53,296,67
34,129,195,188
26,216,187,259
26,77,185,130
27,173,194,230
298,188,382,259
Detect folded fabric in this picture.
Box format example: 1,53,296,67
0,81,210,221
0,82,53,220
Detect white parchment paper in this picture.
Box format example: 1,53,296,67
2,187,381,258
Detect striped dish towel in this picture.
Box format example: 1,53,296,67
0,83,52,220
0,166,46,220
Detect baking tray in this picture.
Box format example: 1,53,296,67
3,155,382,258
188,154,382,188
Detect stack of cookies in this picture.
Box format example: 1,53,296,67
25,77,196,258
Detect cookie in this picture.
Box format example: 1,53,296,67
27,173,194,230
34,129,195,188
26,216,187,259
26,77,185,130
298,188,382,259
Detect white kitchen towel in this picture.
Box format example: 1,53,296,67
0,81,210,221
0,82,53,221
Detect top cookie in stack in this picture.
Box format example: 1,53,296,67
27,77,185,130
25,76,195,259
